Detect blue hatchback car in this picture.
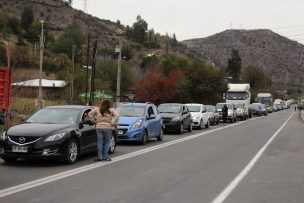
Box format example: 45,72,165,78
116,103,164,144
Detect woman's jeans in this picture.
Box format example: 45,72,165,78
96,128,112,160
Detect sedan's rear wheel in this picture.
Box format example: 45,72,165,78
64,139,79,164
108,134,116,154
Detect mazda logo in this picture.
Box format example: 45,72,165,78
19,137,26,143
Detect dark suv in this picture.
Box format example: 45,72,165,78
158,103,192,134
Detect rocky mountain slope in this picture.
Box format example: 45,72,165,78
0,0,124,47
182,29,304,89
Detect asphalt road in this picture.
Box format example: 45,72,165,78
0,108,302,203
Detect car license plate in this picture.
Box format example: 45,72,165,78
118,130,124,135
12,146,28,153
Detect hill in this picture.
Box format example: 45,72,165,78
0,0,124,47
182,29,304,90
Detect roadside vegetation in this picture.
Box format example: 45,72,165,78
0,5,295,119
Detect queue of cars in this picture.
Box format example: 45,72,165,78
0,99,288,164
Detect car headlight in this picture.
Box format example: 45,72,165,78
228,111,233,116
171,116,180,122
44,133,66,142
132,119,143,129
0,131,7,141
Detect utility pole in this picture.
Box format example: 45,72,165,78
70,45,76,104
116,39,122,104
85,34,90,105
37,20,44,109
90,40,98,105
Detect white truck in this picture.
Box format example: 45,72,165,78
225,83,251,119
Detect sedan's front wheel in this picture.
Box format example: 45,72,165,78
141,131,148,145
178,123,184,134
64,139,79,164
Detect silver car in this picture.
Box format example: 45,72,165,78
205,105,219,125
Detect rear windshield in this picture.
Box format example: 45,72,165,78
158,105,182,113
117,106,145,117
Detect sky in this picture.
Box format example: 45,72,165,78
72,0,304,43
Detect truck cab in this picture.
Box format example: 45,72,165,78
225,83,251,119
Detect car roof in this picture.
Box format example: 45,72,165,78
159,103,183,105
185,103,203,106
44,105,92,110
118,102,152,107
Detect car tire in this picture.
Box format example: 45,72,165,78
64,139,79,164
178,123,184,134
108,133,116,154
198,120,203,130
205,120,209,128
2,157,17,163
157,128,164,141
217,118,219,124
141,130,148,145
212,118,215,125
187,122,192,132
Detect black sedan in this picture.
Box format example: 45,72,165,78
158,103,192,134
0,105,117,164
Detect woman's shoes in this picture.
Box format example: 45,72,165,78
94,158,111,162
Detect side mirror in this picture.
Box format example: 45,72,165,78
182,111,188,115
149,114,156,120
79,122,84,129
202,110,206,113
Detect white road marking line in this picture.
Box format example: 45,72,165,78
211,112,294,203
0,120,248,198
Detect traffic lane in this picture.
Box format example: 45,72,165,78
0,110,293,202
0,122,220,190
225,111,304,203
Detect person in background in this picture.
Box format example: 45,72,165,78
222,104,228,123
88,100,119,162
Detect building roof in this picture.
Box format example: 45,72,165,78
12,79,66,88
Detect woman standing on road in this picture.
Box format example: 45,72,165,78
88,100,119,162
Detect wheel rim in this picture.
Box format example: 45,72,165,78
110,135,115,152
69,142,78,162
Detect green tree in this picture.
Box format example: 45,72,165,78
132,15,148,44
227,49,242,81
242,65,271,90
51,23,84,62
21,7,34,31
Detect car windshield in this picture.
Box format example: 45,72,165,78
26,108,80,124
117,106,145,117
205,105,214,112
226,92,249,100
158,105,182,113
186,105,201,112
257,97,272,105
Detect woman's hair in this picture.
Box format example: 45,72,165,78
100,99,111,115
